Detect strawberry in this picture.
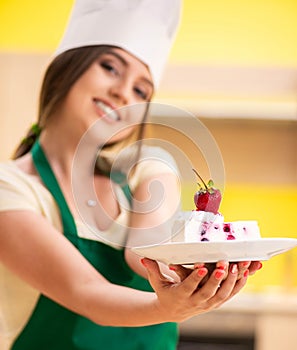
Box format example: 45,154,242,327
192,169,222,214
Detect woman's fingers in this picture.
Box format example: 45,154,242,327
225,260,263,280
190,263,239,311
171,266,209,297
174,263,247,316
248,261,263,275
237,261,250,278
168,261,229,285
168,264,194,281
141,258,168,286
143,258,254,301
141,258,208,294
235,260,263,280
213,264,239,299
195,264,233,300
142,258,254,322
216,265,249,307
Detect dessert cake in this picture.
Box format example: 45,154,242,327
172,170,261,242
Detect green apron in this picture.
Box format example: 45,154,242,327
12,140,178,350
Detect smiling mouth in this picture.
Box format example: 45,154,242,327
94,100,120,121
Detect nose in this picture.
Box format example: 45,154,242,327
109,79,131,106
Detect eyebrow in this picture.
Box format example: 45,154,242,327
104,49,154,89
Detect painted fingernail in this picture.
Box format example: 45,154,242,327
217,261,227,270
257,262,263,270
215,270,225,279
169,266,177,271
141,258,147,267
244,270,249,277
198,268,207,277
242,261,250,267
231,264,238,274
194,263,205,269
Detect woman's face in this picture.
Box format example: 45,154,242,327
59,47,154,144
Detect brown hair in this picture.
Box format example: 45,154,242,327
12,45,149,162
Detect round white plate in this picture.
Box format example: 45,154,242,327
131,238,297,264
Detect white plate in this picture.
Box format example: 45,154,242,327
131,238,297,264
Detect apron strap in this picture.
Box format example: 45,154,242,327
31,140,77,235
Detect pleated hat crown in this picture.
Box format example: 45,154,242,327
55,0,182,87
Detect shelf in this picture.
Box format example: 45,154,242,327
152,97,297,121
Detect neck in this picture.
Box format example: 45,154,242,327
38,127,100,181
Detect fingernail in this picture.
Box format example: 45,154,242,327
244,270,249,277
217,261,227,270
141,258,147,267
194,263,205,269
242,261,250,267
198,268,207,277
257,262,263,270
231,264,238,274
169,266,177,271
215,270,225,279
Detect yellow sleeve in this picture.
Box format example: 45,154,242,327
0,162,62,231
0,163,40,212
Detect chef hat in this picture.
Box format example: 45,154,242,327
55,0,182,87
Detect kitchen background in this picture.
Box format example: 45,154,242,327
0,1,296,349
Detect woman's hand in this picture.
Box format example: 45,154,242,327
141,258,247,323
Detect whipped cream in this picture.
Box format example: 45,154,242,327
172,211,260,242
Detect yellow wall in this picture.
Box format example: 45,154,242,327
172,0,297,66
0,0,73,52
1,0,297,66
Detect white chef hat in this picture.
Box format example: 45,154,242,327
55,0,182,87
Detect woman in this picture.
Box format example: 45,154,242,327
0,1,261,349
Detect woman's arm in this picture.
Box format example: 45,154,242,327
0,210,158,326
125,172,181,279
0,209,246,326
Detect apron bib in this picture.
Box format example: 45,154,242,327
12,140,178,350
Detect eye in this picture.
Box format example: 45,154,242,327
134,86,149,100
100,61,119,76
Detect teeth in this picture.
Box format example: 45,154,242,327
96,101,120,121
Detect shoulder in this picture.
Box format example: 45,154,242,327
0,160,36,189
0,160,16,175
0,160,26,185
139,145,178,166
0,160,50,213
136,145,179,176
128,145,180,192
